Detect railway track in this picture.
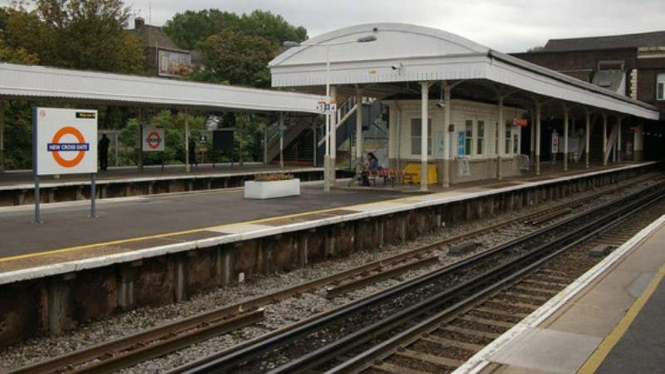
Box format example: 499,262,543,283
6,174,659,374
169,180,665,374
322,197,665,374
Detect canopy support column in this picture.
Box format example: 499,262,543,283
420,82,431,192
497,96,504,180
185,109,190,173
355,88,363,174
329,86,337,185
535,102,542,176
279,113,285,169
563,105,569,172
263,123,268,164
0,98,4,173
617,116,622,163
602,113,608,166
585,109,590,169
442,82,452,188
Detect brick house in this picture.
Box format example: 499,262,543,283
514,31,665,117
129,17,192,78
513,31,665,160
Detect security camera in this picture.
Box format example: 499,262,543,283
391,65,398,70
373,27,378,32
436,102,445,109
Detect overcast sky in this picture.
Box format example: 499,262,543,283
8,0,665,52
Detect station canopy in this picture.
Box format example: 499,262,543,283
0,63,324,113
270,23,660,120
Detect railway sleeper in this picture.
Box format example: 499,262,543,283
513,285,559,296
442,325,502,340
473,306,530,319
420,335,484,352
372,361,430,374
458,315,515,329
395,349,464,368
501,291,549,303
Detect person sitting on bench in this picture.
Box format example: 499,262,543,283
362,152,379,186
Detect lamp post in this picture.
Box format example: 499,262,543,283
283,35,377,192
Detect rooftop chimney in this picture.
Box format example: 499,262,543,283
135,17,145,29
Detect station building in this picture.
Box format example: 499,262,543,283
514,30,665,160
270,24,661,189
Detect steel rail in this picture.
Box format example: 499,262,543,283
174,180,665,374
322,187,665,374
10,174,654,374
7,309,265,374
263,187,665,374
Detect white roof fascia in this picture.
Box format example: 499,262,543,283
486,58,659,119
0,63,325,113
272,54,659,120
271,54,489,87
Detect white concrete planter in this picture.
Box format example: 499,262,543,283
244,178,300,199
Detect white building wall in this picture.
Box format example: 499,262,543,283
385,99,525,162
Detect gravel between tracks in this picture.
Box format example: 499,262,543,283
0,176,658,373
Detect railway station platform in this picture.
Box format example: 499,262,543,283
0,161,658,346
0,163,330,207
456,213,665,374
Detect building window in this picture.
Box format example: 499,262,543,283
465,120,473,156
657,73,665,101
513,132,519,154
477,120,485,155
411,119,432,155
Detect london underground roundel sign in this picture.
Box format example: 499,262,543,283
34,107,98,176
142,124,165,152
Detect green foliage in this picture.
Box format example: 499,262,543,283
2,100,33,170
119,110,206,166
1,0,144,73
0,35,39,64
164,9,307,51
192,29,278,88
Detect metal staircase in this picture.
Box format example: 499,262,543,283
264,96,384,166
315,96,384,166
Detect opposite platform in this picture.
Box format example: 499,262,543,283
0,161,655,285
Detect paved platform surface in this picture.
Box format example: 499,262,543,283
0,162,654,284
0,163,320,189
460,214,665,374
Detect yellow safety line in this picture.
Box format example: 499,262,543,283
0,194,416,264
577,263,665,374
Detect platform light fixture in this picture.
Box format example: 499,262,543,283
283,35,378,192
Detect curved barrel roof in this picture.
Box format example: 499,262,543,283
270,23,659,120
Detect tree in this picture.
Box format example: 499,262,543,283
163,9,239,51
1,0,144,73
163,8,307,51
526,45,545,53
193,29,278,88
238,10,307,45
